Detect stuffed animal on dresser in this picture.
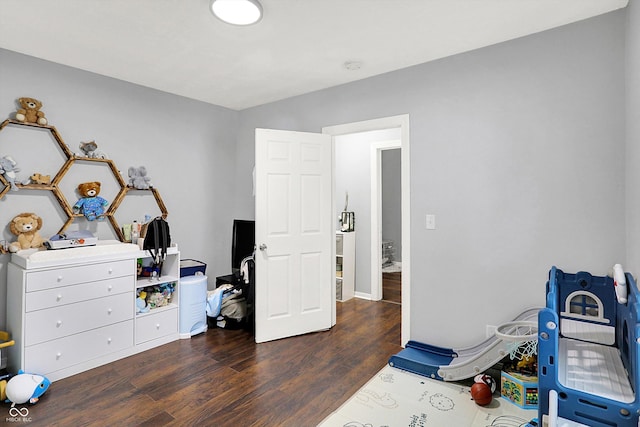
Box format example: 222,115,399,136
9,212,45,252
15,97,47,125
73,181,109,221
136,290,150,314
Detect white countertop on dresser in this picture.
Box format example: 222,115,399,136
11,240,141,269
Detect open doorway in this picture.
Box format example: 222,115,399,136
323,114,410,346
370,139,402,304
380,148,401,304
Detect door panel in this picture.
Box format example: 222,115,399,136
255,128,332,343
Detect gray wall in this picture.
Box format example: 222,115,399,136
0,49,240,328
382,149,401,262
237,11,626,347
626,2,640,275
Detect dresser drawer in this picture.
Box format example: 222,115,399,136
136,308,178,344
26,276,132,312
25,259,134,292
24,320,133,375
25,292,133,346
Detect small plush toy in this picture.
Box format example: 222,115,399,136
26,173,51,185
0,156,20,191
78,141,107,159
128,166,152,189
5,370,50,404
73,181,109,221
136,290,150,314
15,97,47,125
9,213,45,252
147,291,167,309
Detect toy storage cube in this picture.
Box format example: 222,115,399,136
501,370,539,409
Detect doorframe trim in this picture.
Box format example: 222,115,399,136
370,140,401,301
322,114,410,346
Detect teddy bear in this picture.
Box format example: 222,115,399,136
0,156,20,191
9,212,45,252
15,97,47,125
73,181,109,221
78,141,108,159
128,166,152,190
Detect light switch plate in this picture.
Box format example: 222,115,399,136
426,214,436,230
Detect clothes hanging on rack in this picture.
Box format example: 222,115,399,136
240,253,255,284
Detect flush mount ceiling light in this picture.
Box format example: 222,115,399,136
210,0,263,26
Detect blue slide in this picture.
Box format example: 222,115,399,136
389,308,540,381
388,341,457,380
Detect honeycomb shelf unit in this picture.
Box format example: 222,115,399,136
0,119,168,243
0,119,72,199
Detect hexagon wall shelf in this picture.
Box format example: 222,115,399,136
0,119,168,243
110,187,168,241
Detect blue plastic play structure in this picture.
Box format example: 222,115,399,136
538,266,640,426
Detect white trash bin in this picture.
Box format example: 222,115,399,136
179,274,208,338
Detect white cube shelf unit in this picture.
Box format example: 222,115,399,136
336,231,355,302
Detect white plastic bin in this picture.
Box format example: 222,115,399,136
179,274,208,338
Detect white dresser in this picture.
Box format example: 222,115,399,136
6,242,180,382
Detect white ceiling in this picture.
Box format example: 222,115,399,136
0,0,628,111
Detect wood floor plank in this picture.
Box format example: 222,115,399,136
1,299,400,426
383,271,401,304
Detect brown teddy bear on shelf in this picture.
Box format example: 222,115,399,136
9,212,45,252
73,181,108,221
15,97,48,125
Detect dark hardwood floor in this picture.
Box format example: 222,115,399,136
5,299,401,426
382,271,401,304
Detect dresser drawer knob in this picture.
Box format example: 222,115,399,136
156,323,161,330
56,352,62,359
107,338,112,344
57,276,63,282
56,294,63,301
107,308,113,315
108,268,113,274
107,285,113,291
56,320,63,327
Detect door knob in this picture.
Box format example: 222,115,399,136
259,244,267,251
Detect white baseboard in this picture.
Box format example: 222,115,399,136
355,291,372,300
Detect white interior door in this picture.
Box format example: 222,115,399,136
254,128,333,343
